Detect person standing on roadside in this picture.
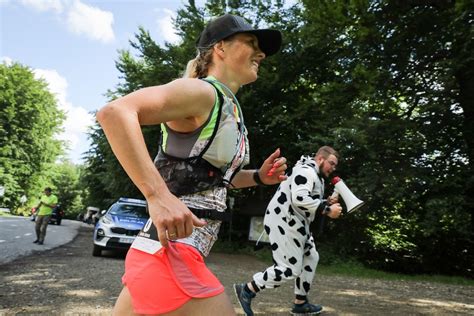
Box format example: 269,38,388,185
33,187,58,245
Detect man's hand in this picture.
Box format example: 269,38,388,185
327,203,342,219
259,148,288,185
328,192,339,205
147,190,207,247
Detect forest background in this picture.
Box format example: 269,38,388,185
1,0,472,278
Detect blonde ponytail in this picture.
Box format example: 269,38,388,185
183,58,198,78
182,47,214,79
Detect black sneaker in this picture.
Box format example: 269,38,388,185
290,301,323,315
233,283,256,316
33,240,39,243
38,241,44,245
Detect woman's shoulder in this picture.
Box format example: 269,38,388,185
168,78,216,96
162,78,216,116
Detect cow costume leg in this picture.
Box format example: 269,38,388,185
252,199,310,290
294,236,319,297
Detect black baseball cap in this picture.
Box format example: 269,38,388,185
197,14,282,56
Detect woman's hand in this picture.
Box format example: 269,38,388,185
259,148,288,185
147,190,207,247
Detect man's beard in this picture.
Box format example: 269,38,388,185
317,161,329,179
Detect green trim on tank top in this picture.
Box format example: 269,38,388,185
160,77,222,152
198,83,220,140
204,76,241,120
160,124,169,152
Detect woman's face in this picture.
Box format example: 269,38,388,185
223,33,266,85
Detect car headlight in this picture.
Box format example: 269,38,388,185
101,215,112,225
97,228,105,237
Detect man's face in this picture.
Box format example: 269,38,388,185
44,190,51,196
318,154,338,178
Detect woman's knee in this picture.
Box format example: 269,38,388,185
166,292,236,316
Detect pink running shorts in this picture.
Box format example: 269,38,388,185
122,242,224,314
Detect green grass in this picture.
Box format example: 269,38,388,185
317,260,474,286
212,239,474,286
0,211,13,217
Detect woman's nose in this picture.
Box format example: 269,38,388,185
256,47,266,59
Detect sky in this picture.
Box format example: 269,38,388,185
1,0,207,164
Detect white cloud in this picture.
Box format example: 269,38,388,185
57,105,94,158
19,0,63,13
33,68,94,164
33,69,68,106
1,56,13,65
156,9,180,45
66,0,115,43
11,0,114,44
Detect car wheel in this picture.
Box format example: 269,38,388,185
92,244,103,257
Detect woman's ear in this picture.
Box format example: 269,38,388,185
214,41,226,57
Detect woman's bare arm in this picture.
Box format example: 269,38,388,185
96,78,214,246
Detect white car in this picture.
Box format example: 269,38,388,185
92,197,148,256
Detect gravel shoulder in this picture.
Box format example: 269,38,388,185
0,225,473,315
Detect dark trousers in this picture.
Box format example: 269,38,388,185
35,215,51,242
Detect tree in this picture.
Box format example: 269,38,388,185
50,160,83,218
0,62,65,211
297,0,472,276
81,122,144,210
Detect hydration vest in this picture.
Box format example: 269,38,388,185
153,77,249,198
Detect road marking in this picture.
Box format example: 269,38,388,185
0,240,5,243
15,235,21,239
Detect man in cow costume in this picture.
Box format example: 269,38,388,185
234,146,343,316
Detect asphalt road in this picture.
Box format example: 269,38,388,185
0,215,84,265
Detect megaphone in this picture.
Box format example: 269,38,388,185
331,177,365,214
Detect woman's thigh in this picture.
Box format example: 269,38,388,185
113,287,138,316
113,287,236,316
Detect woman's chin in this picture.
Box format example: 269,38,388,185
244,72,258,85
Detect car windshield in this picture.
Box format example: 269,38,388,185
109,204,148,218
